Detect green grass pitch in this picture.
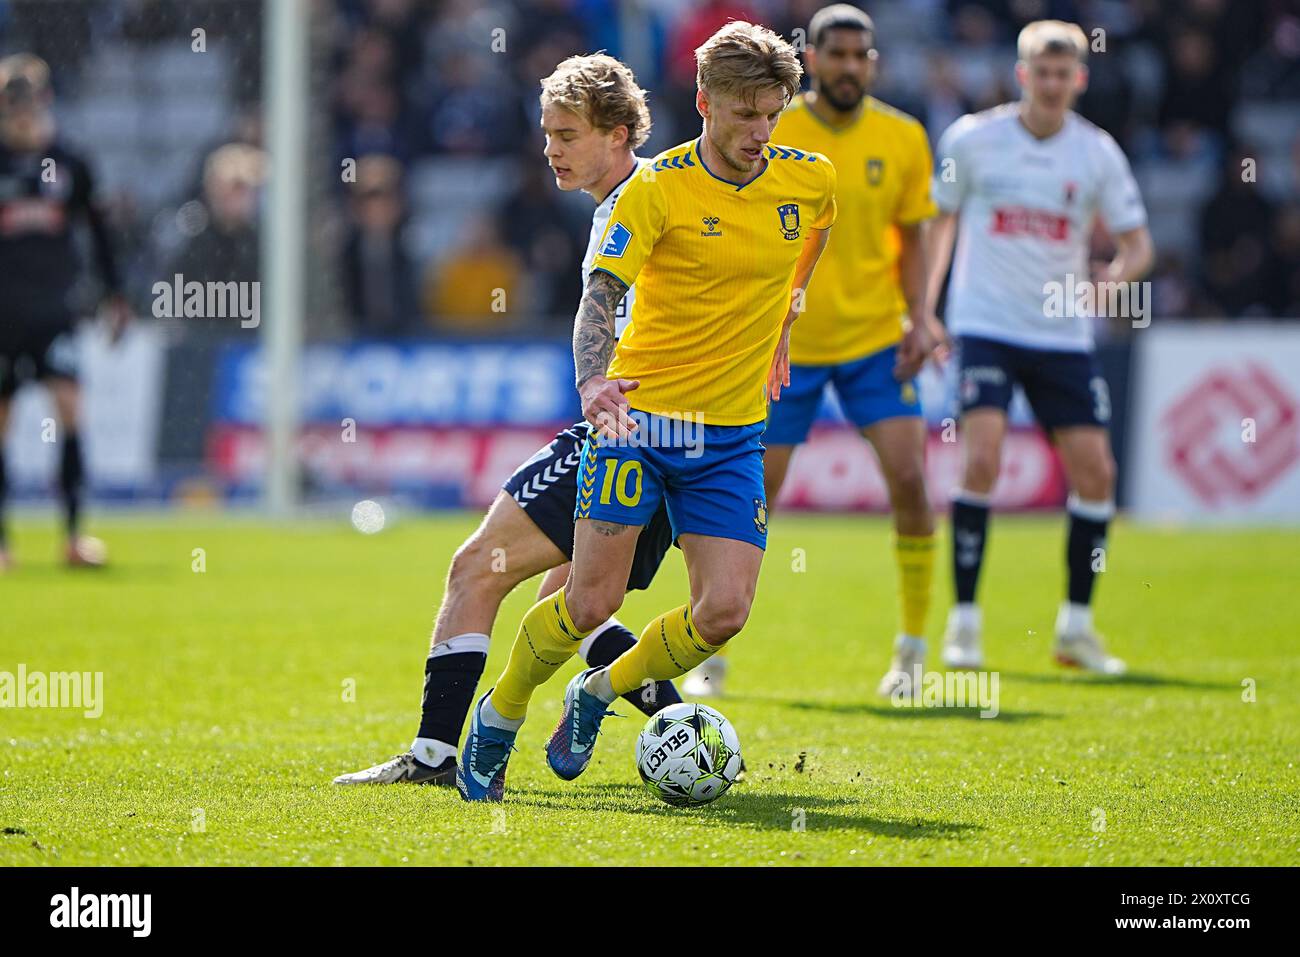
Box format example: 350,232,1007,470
1,512,1297,866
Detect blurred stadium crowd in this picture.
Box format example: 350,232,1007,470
3,0,1299,340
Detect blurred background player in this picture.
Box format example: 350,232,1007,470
928,21,1154,674
685,4,940,700
457,22,836,802
0,54,128,572
334,54,681,787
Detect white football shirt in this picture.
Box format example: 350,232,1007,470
582,157,649,338
933,105,1147,351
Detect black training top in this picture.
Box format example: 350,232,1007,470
0,140,120,325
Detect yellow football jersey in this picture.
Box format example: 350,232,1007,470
775,94,937,365
590,138,837,426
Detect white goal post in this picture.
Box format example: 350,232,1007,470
260,0,310,514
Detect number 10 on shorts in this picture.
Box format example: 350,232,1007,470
600,459,643,506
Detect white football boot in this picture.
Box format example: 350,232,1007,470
941,605,983,669
1054,604,1126,675
682,655,727,698
332,751,456,786
877,635,927,699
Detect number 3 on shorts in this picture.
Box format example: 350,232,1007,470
599,459,643,507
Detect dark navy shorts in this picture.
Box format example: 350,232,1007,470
957,335,1111,431
502,421,675,591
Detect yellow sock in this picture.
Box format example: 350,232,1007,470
609,604,718,696
895,533,935,638
490,588,589,720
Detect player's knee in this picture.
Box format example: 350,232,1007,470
963,450,1001,493
565,586,622,633
446,538,514,599
692,597,752,643
1075,453,1116,500
888,459,928,505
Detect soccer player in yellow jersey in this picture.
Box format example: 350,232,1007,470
457,22,837,801
688,5,942,701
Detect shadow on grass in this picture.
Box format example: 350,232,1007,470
725,694,1054,722
507,782,981,839
997,670,1233,691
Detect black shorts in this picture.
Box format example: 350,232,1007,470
502,421,676,591
0,322,80,399
957,335,1110,432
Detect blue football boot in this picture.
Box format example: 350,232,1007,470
546,668,618,780
456,691,517,802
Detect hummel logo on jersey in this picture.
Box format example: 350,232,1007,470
700,215,722,237
601,222,632,257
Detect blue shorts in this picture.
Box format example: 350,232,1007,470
575,412,768,550
502,421,674,591
764,344,921,446
957,335,1110,431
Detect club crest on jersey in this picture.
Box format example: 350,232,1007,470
753,498,768,535
866,157,884,186
777,203,800,241
601,222,632,258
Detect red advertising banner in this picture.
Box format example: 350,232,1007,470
209,424,1066,511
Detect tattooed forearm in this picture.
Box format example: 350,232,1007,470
573,271,628,389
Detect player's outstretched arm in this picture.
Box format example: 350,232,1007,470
769,225,832,402
574,270,639,439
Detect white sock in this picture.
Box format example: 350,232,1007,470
577,617,623,663
479,694,524,732
410,737,457,768
895,634,927,656
950,603,981,631
583,667,617,704
428,632,490,658
1066,494,1115,522
1056,602,1092,637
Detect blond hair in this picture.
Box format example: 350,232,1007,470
540,54,651,149
1017,20,1089,63
695,21,803,106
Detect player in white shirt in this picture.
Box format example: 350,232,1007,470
334,54,680,788
927,20,1154,674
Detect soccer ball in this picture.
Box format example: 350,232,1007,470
636,702,742,807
